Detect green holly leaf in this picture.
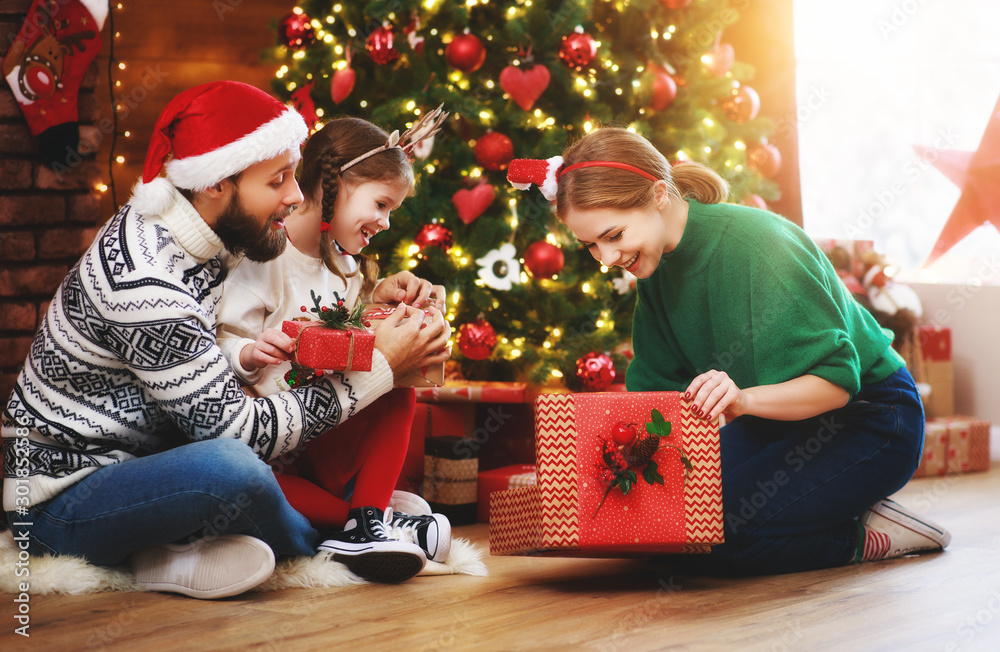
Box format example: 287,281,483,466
642,459,665,486
645,409,672,437
619,477,632,494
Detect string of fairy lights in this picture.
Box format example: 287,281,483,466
90,0,772,381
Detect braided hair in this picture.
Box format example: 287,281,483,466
298,118,415,299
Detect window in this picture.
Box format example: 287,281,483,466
794,0,1000,284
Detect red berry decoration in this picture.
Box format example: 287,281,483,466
524,240,565,279
446,31,486,73
458,318,497,361
558,27,597,71
366,24,400,66
575,352,616,391
474,132,514,172
611,422,638,447
414,223,453,252
278,12,316,50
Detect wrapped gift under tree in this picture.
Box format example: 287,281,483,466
490,391,723,557
912,415,991,478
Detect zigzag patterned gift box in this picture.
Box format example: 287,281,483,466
490,391,724,557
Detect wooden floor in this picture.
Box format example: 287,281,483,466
4,467,1000,652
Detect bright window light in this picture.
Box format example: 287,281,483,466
794,0,1000,283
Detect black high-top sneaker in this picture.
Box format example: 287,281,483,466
389,511,452,563
318,507,426,582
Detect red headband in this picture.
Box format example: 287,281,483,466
558,161,659,182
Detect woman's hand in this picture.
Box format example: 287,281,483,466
371,303,452,381
372,271,446,311
240,328,296,372
685,370,749,421
685,371,850,422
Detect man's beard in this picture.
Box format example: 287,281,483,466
214,192,289,263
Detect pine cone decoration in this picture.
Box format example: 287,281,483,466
628,434,660,467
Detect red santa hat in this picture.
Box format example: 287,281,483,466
130,81,308,214
507,156,564,201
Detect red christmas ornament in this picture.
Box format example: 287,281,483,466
576,352,616,391
611,422,638,447
742,193,768,210
524,240,565,279
331,52,356,104
721,84,760,123
646,66,677,111
414,223,453,251
452,182,495,225
558,27,597,71
446,31,486,73
474,131,514,172
747,141,782,178
458,318,497,360
278,12,316,50
499,63,551,111
703,42,735,77
367,24,400,66
290,82,318,131
659,0,692,8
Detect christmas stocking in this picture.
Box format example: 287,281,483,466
2,0,108,168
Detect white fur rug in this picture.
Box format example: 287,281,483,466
0,529,487,596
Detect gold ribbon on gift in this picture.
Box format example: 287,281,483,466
291,322,359,373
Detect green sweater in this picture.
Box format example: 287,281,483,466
626,200,904,396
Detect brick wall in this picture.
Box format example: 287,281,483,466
1,0,106,404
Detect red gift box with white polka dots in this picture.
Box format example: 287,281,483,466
490,392,724,557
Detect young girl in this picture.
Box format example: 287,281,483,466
507,127,949,576
217,115,452,583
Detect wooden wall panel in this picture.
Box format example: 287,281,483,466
94,1,295,215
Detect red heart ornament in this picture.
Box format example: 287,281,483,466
452,183,496,224
499,64,551,111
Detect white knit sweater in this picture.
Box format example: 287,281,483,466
1,187,392,511
217,239,373,396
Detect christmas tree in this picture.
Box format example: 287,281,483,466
266,0,779,388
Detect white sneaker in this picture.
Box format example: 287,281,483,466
389,511,452,563
389,490,432,516
130,535,275,599
860,498,951,559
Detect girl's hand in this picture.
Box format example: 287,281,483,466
240,328,296,372
685,369,750,421
373,272,446,310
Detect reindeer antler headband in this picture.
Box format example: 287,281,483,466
507,157,658,201
339,104,449,172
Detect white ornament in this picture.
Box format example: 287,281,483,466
613,270,637,295
476,243,521,291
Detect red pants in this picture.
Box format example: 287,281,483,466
274,388,416,530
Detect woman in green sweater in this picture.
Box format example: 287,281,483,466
508,127,950,575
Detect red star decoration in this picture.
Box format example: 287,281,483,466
914,95,1000,267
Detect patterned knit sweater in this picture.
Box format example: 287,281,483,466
1,187,393,511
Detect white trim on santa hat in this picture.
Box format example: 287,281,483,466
80,0,109,30
164,107,307,192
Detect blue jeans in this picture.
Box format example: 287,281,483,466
8,438,319,567
661,366,924,575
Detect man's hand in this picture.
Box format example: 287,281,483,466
372,303,452,382
240,328,296,372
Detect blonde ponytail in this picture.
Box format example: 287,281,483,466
670,161,729,204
